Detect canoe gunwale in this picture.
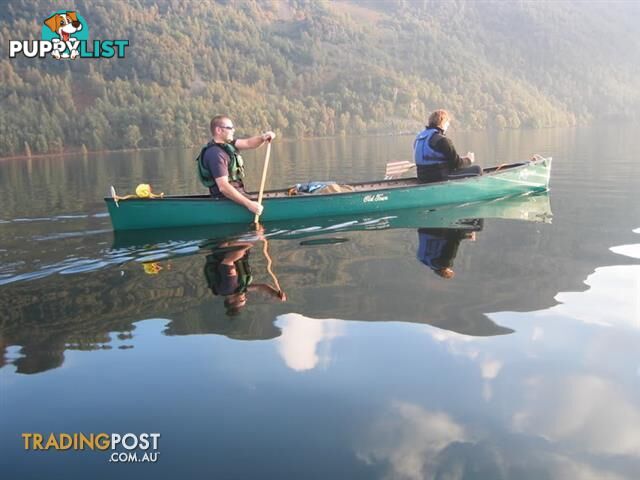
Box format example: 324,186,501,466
104,159,545,204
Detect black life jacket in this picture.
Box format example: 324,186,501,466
204,250,253,296
196,140,245,188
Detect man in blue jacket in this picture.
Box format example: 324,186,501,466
414,109,482,183
417,222,482,279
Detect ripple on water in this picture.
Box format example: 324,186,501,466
33,229,111,241
0,244,174,285
59,261,111,275
0,212,111,228
135,253,170,263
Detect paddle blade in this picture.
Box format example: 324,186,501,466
384,161,415,179
110,185,119,208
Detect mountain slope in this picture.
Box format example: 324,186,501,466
1,0,638,155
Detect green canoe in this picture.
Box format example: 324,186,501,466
112,191,551,249
105,156,551,231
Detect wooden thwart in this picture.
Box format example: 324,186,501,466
385,161,415,179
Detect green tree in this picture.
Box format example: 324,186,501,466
125,125,143,149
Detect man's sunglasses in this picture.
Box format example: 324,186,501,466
218,125,235,130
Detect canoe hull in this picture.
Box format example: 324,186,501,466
105,157,551,231
113,192,552,249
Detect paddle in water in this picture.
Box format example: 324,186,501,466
250,221,286,301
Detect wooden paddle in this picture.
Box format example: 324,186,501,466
254,140,272,224
262,236,285,300
252,139,285,298
384,160,415,179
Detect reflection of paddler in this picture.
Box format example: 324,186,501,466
417,220,483,278
204,237,286,315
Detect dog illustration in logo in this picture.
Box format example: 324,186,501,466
43,11,83,59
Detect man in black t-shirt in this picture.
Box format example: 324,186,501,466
200,115,275,215
204,234,287,316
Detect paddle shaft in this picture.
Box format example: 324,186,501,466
254,140,272,224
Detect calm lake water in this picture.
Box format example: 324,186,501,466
1,126,639,479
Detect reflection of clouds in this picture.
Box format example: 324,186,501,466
483,243,640,464
480,359,503,401
552,265,640,330
356,402,466,480
357,401,630,480
480,359,502,380
430,329,480,357
532,326,544,341
535,456,628,480
275,313,344,371
611,244,640,259
391,235,640,476
429,329,502,400
512,374,640,456
523,235,640,330
424,257,640,468
491,261,640,458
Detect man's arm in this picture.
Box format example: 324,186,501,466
434,136,472,169
247,283,287,301
235,131,276,150
215,176,264,215
205,146,263,215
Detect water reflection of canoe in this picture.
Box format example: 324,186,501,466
113,192,551,249
105,157,551,231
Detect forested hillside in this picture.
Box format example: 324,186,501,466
1,0,639,156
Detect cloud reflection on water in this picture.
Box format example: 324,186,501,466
511,373,640,456
355,234,640,479
275,313,344,371
356,401,630,480
357,402,467,480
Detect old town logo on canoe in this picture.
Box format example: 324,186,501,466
9,10,129,60
363,193,389,203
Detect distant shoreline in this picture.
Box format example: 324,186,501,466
0,145,172,162
0,132,416,162
0,126,599,162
